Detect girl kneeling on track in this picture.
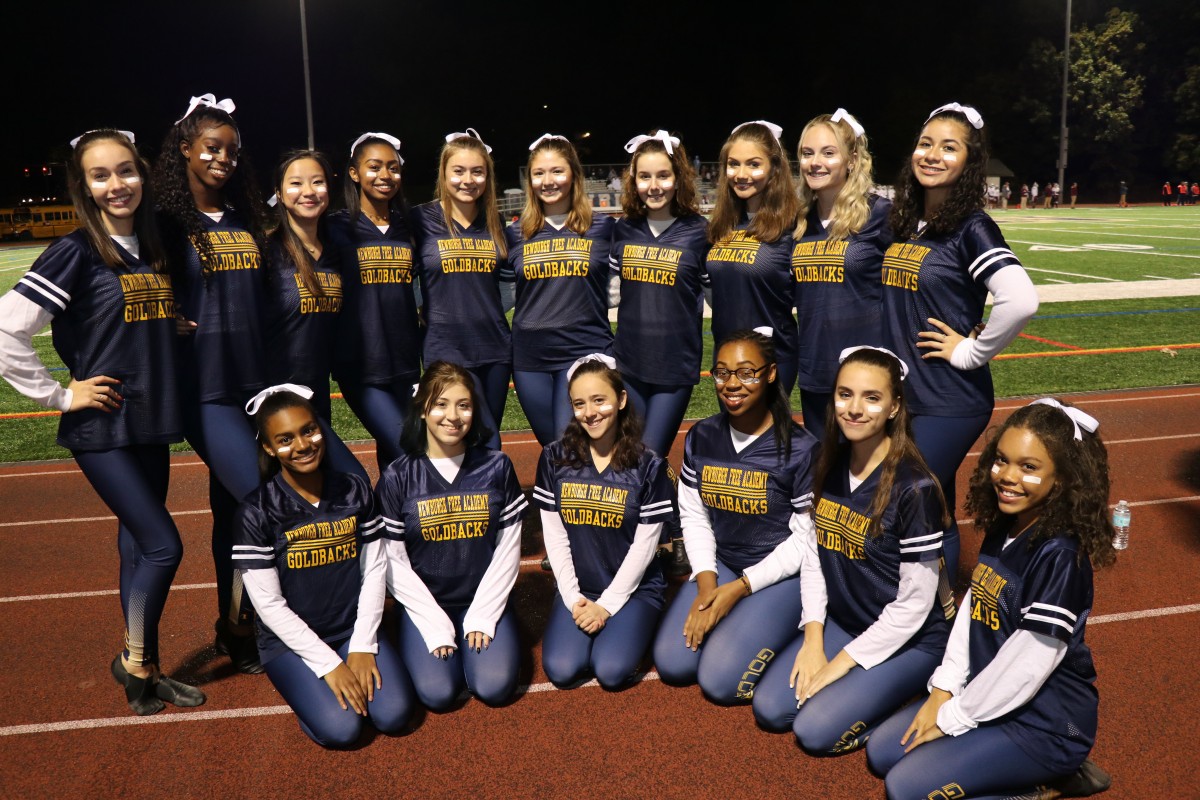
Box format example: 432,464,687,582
752,346,952,753
377,362,528,709
652,329,820,704
232,386,413,748
534,355,677,689
866,398,1115,799
0,129,204,715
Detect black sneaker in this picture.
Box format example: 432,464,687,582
667,538,691,577
214,619,264,674
1048,759,1112,797
154,675,207,707
111,656,165,716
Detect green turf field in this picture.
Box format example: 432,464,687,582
1,206,1197,463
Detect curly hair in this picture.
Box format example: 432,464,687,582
714,329,793,463
399,361,492,456
521,137,592,239
794,115,876,242
811,347,948,537
153,107,271,284
965,400,1117,568
342,135,409,237
251,390,323,481
434,134,508,259
620,134,701,221
708,123,799,245
555,360,645,472
270,149,334,298
889,108,988,241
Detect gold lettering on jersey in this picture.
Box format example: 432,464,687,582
436,237,496,273
119,272,176,323
968,562,1008,631
814,497,869,560
708,230,760,265
881,242,930,293
416,493,492,541
558,481,627,528
621,243,681,286
357,244,414,284
926,784,966,800
792,240,848,283
203,230,261,271
283,515,358,569
699,464,769,515
522,237,593,280
296,272,343,314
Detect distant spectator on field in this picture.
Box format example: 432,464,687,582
1178,181,1188,206
987,183,999,208
1044,181,1055,209
693,154,701,175
1070,181,1078,208
1119,180,1128,208
1161,181,1172,206
608,174,622,192
1030,181,1039,208
1191,182,1199,205
1020,182,1029,208
1001,181,1011,210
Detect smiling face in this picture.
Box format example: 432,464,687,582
634,151,676,215
444,148,488,206
911,118,969,191
181,123,239,193
263,405,325,476
569,372,626,446
423,381,473,457
990,426,1057,529
799,123,852,200
725,139,771,210
529,149,573,215
713,340,776,418
280,157,329,223
833,362,898,445
351,142,402,204
80,140,143,235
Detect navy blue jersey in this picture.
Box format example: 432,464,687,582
14,230,182,450
376,446,527,608
612,214,710,386
231,471,384,666
408,202,511,368
813,453,948,656
967,524,1098,774
533,443,675,607
879,211,1023,415
706,221,797,370
793,196,893,391
263,241,343,415
506,216,615,372
326,209,421,384
170,210,267,404
679,414,818,573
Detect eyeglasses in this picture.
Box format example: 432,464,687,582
711,365,770,385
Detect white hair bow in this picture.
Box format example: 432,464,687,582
175,93,237,125
566,353,617,381
625,130,680,156
1030,398,1099,441
752,326,775,338
838,345,909,380
927,102,984,130
830,109,865,138
70,129,136,149
245,383,315,416
529,133,570,151
446,127,492,153
350,132,404,164
731,120,783,145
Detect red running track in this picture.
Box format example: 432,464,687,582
0,386,1196,798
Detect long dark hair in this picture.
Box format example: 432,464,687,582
620,134,701,221
67,130,166,273
555,360,645,472
812,348,949,537
399,361,492,457
715,329,793,462
251,390,322,481
708,123,799,245
889,107,988,241
154,107,270,283
965,400,1117,568
343,135,408,236
271,149,333,298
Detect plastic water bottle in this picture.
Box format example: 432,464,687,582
1112,501,1131,550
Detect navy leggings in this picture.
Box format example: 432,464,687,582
910,411,991,586
468,363,511,450
397,605,521,710
867,699,1063,800
653,560,803,704
622,376,694,459
338,374,417,470
799,389,832,438
751,617,944,754
263,636,413,749
74,444,182,667
512,368,572,447
543,594,661,690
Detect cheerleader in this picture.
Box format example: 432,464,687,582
751,346,951,754
706,121,800,396
154,93,272,672
232,387,412,747
867,399,1115,800
506,134,615,446
408,129,511,450
881,102,1038,585
377,362,528,708
263,149,366,480
791,110,893,434
0,129,204,714
327,132,421,469
611,130,709,459
652,329,819,704
534,355,676,689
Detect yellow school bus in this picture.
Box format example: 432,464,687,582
10,204,80,239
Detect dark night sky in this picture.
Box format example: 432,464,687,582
1,0,1191,203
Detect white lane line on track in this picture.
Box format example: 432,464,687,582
0,582,216,603
967,434,1200,459
994,391,1200,411
1089,603,1200,625
0,509,210,528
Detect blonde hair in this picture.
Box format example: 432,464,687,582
434,136,508,259
708,123,799,245
521,138,592,239
794,116,875,242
